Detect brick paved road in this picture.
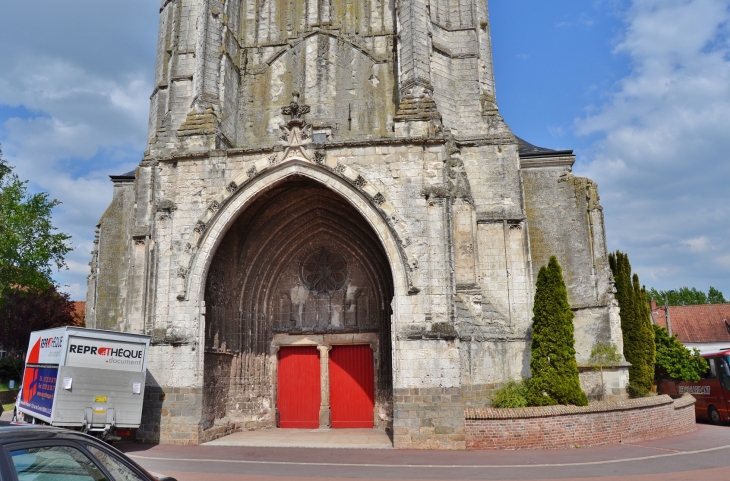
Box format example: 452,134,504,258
120,423,730,481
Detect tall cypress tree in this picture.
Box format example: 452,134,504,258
527,256,588,406
609,251,655,397
639,283,656,389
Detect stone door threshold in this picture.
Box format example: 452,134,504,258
202,428,393,449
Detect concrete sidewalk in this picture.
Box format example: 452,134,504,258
203,428,393,449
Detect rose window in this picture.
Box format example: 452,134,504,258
301,247,348,293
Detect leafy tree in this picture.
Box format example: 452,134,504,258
653,324,707,383
708,287,727,304
527,256,588,406
0,145,72,294
609,251,655,397
646,286,727,306
588,342,622,401
0,285,80,357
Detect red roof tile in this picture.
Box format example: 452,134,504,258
72,301,85,316
651,304,730,343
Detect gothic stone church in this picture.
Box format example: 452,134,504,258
86,0,628,448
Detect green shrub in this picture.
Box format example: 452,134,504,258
491,380,529,408
654,324,707,382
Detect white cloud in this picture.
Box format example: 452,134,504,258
575,0,730,294
681,236,710,253
0,2,157,299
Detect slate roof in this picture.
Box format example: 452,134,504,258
516,137,573,157
109,170,136,182
651,303,730,343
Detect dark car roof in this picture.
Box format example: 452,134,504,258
0,425,161,478
0,425,122,447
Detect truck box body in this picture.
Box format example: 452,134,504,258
18,327,150,430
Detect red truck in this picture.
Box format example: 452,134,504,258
661,348,730,424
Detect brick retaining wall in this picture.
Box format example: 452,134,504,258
465,394,696,450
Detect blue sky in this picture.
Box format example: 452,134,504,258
0,0,728,300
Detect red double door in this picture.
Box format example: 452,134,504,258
278,345,374,428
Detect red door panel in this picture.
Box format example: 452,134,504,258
278,346,320,428
330,345,374,428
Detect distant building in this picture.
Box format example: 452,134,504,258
650,300,730,353
71,301,86,327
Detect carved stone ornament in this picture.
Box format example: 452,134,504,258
300,247,348,294
446,155,474,206
278,92,313,160
281,91,311,120
314,150,326,164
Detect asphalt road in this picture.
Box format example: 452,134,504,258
4,408,728,480
118,423,730,481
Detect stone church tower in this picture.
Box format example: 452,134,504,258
87,0,628,448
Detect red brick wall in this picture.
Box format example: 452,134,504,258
465,394,696,450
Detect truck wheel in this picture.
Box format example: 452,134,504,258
709,406,722,425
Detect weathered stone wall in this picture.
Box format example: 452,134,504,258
87,180,135,330
394,386,466,450
138,343,203,444
138,385,203,445
521,154,624,374
521,157,613,310
465,394,696,450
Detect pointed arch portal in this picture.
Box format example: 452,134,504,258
202,175,394,432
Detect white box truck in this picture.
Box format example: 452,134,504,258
16,327,150,440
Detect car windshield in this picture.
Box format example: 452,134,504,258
11,446,109,481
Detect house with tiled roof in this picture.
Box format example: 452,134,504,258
650,300,730,353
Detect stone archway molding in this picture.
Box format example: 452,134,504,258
180,155,415,306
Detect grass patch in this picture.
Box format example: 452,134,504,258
2,403,14,413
